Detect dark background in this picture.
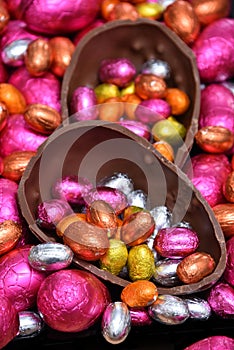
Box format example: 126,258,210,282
4,2,234,350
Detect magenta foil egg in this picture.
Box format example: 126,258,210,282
70,86,98,120
0,114,47,157
8,67,61,112
207,282,234,318
129,307,152,327
117,120,151,140
0,295,19,349
0,246,47,312
37,269,110,332
7,0,102,35
184,336,234,350
135,99,171,124
223,236,234,287
0,178,21,224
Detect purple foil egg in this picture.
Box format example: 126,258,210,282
184,335,234,350
98,58,136,88
0,114,47,157
129,307,152,327
70,86,98,120
8,67,61,112
36,199,73,230
153,227,199,259
0,178,21,224
135,99,171,124
84,186,128,215
224,236,234,287
37,269,110,332
0,246,47,312
0,295,19,349
51,175,93,206
118,120,151,140
207,282,234,318
8,0,102,35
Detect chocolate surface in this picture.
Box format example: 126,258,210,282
61,18,200,169
18,120,226,295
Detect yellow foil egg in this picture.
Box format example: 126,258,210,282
121,280,158,307
127,244,156,281
152,116,186,147
136,2,163,20
94,83,120,103
99,238,128,275
120,82,135,97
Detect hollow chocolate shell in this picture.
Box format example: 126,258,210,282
18,120,225,295
61,19,200,169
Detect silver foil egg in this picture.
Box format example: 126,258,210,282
127,189,148,209
153,258,181,287
102,301,131,344
99,172,134,196
148,294,189,325
28,242,74,271
141,58,171,80
18,311,44,338
185,297,211,320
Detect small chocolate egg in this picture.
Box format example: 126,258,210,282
99,238,128,275
177,252,216,284
0,83,26,114
135,74,167,100
148,294,189,325
152,140,174,162
98,172,134,196
165,88,190,115
56,213,86,237
0,220,22,256
136,2,163,20
118,120,151,140
108,2,139,21
37,269,110,332
0,295,19,349
185,297,211,320
127,244,156,281
101,0,120,21
49,36,75,77
2,150,36,182
153,227,199,259
184,335,234,350
152,117,186,147
224,236,234,287
25,38,52,76
18,311,44,338
135,98,171,124
150,205,172,232
153,258,181,287
212,203,234,239
94,83,120,103
70,86,98,119
121,93,141,120
223,171,234,203
207,282,234,318
120,82,135,97
129,307,152,327
191,0,231,26
0,178,21,224
28,242,74,271
36,198,73,230
127,189,148,209
141,58,171,80
99,58,136,88
98,98,124,122
121,280,158,308
102,302,131,344
195,126,234,153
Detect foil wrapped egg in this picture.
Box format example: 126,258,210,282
18,311,44,338
207,282,234,318
121,280,158,308
135,98,171,124
0,220,22,256
102,301,131,344
98,172,134,197
49,36,75,77
129,307,152,327
191,0,231,26
0,178,21,224
127,189,148,209
141,58,171,80
70,86,98,119
0,295,19,349
37,269,110,332
153,258,181,287
213,203,234,239
223,236,234,287
184,335,234,350
0,246,47,312
118,120,151,141
185,297,211,320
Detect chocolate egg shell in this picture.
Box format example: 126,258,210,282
18,120,226,295
61,18,200,169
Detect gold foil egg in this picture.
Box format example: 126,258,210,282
2,151,36,182
108,2,140,21
191,0,231,26
195,126,234,153
127,244,156,281
95,83,120,103
25,38,52,76
223,171,234,203
135,74,167,100
56,213,86,237
0,83,26,114
136,2,163,20
0,220,22,256
99,238,128,275
213,203,234,239
152,116,186,147
49,37,75,77
121,280,158,307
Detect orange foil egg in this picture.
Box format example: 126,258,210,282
191,0,231,26
195,126,234,153
135,74,167,100
0,0,9,33
0,101,8,132
152,140,174,162
24,103,62,134
99,97,124,121
165,88,190,115
0,220,22,256
212,203,234,238
108,2,140,21
56,213,86,237
2,151,36,182
121,280,158,308
49,37,75,77
0,83,26,114
223,171,234,203
121,94,141,120
101,0,120,20
163,0,200,44
25,38,52,77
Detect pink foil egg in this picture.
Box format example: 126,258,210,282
224,236,234,287
200,84,234,114
0,114,47,157
135,99,171,124
37,269,110,332
129,307,152,327
207,282,234,318
184,335,234,350
117,119,151,140
7,0,102,35
0,246,47,312
0,178,21,224
8,67,61,112
0,20,39,67
70,86,98,119
0,295,19,349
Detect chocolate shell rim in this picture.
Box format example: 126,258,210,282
17,120,226,296
61,18,201,169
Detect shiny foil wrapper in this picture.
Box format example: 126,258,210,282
18,311,44,338
191,0,231,26
129,307,152,327
2,150,36,182
195,126,234,154
207,282,234,318
0,82,26,115
0,220,22,256
135,99,171,124
25,38,52,77
0,178,21,224
153,258,181,287
141,58,171,80
49,36,75,77
212,203,234,238
28,242,74,271
121,280,158,308
9,67,61,112
127,244,156,281
70,86,98,119
0,295,19,349
98,172,134,197
118,120,151,141
148,294,189,325
0,246,47,311
127,189,148,209
99,238,128,275
135,74,167,100
185,297,211,320
99,58,136,87
102,302,131,344
223,172,234,203
37,269,110,332
184,335,234,350
223,236,234,286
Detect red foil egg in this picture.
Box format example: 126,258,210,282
37,269,110,332
0,246,47,312
0,295,19,349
